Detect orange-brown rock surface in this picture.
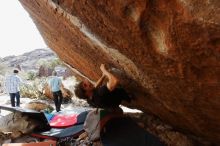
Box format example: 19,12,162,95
19,0,220,144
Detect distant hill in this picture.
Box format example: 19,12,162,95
1,48,57,71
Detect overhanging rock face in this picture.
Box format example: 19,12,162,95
19,0,220,143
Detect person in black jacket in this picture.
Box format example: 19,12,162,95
74,64,131,109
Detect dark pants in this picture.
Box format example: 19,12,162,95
52,90,63,112
9,92,20,107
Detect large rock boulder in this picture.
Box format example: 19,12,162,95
24,101,54,112
19,0,220,144
0,112,38,137
38,65,53,77
43,83,73,102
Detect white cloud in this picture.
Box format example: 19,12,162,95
0,1,47,57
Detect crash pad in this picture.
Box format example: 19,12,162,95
76,110,89,124
31,124,84,139
2,140,56,146
31,110,88,139
49,113,78,128
0,105,50,131
49,110,89,128
44,113,54,122
101,117,165,146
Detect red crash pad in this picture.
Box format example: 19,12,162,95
49,113,78,128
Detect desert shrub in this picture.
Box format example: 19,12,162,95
20,77,48,99
27,71,37,80
37,58,63,69
49,58,63,69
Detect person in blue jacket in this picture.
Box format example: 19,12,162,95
48,71,64,112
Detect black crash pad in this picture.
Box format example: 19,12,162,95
32,124,84,139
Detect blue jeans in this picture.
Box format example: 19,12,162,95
9,92,20,107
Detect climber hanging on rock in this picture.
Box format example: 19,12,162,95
74,64,132,144
74,64,131,111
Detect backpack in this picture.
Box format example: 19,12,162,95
83,108,123,141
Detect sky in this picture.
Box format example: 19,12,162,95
0,1,47,58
